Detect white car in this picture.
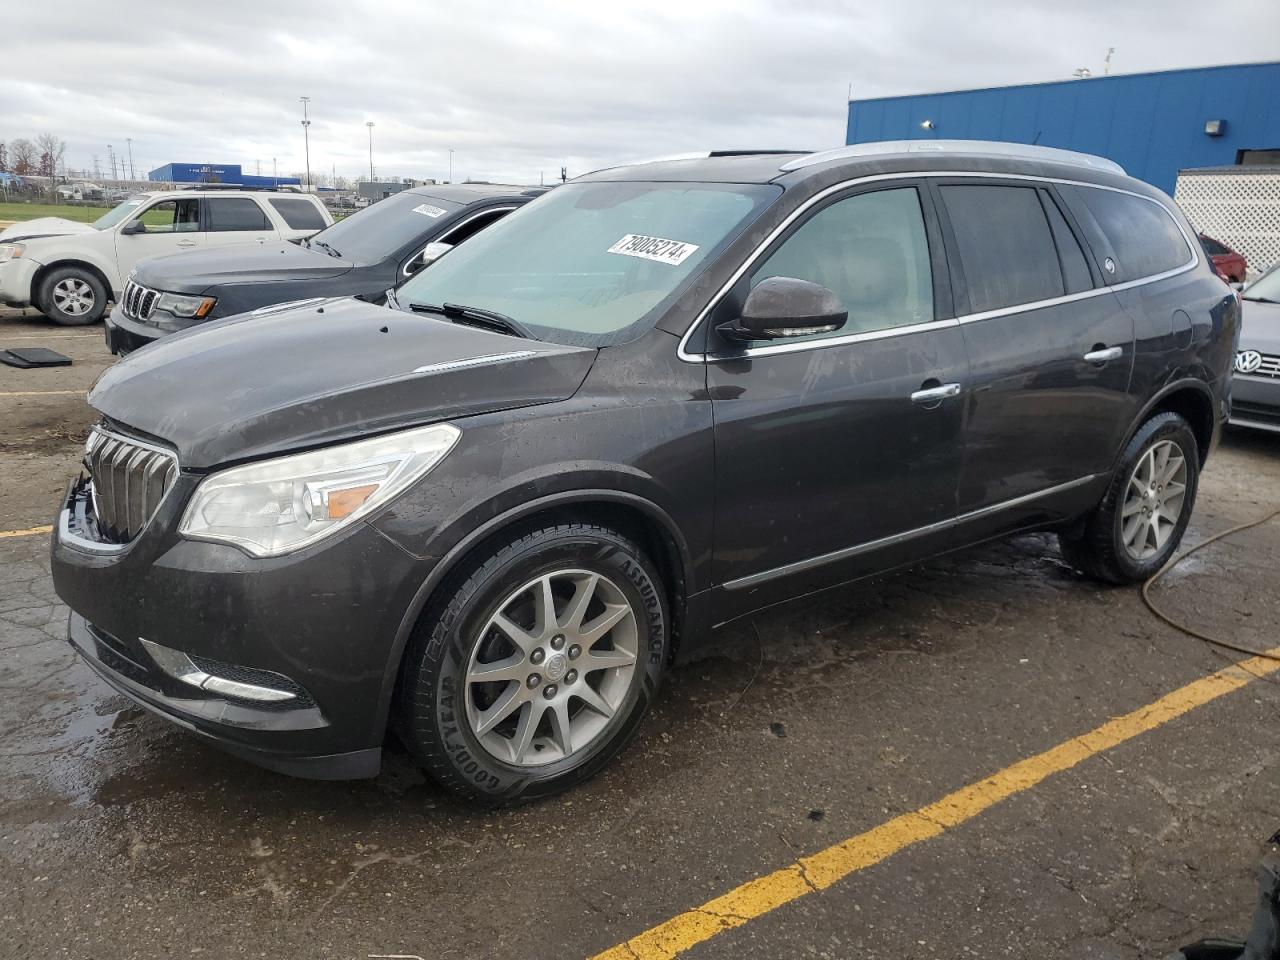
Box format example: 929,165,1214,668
0,190,332,325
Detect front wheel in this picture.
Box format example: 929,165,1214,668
397,522,669,804
1060,412,1200,584
39,266,108,325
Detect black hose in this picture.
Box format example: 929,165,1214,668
1141,506,1280,663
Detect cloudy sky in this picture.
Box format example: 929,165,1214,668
5,0,1279,185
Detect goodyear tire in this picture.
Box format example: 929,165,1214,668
397,522,669,804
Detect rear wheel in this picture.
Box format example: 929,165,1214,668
39,266,107,325
1060,412,1199,584
397,522,669,804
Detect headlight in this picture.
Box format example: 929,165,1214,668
179,423,460,557
0,243,25,263
156,292,217,318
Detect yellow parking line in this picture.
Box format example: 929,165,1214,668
590,650,1280,960
0,525,53,539
0,390,87,397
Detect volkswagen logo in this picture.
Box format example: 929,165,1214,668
1235,350,1263,374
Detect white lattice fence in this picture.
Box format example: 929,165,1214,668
1175,170,1280,279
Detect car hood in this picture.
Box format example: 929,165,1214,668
90,297,597,469
0,217,96,242
134,241,354,294
1239,299,1280,355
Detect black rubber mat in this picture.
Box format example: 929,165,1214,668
0,347,72,368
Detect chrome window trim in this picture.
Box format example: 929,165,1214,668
722,473,1101,591
401,205,520,278
677,170,1200,363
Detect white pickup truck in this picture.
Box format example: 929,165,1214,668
0,190,332,324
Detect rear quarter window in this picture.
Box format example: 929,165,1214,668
1077,188,1192,283
270,198,328,231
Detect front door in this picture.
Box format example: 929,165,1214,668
705,183,970,609
931,180,1135,516
114,196,205,286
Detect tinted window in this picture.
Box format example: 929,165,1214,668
942,185,1063,313
206,197,271,232
1078,188,1191,282
1199,235,1229,256
307,190,464,263
1042,193,1093,294
750,187,934,339
270,198,327,231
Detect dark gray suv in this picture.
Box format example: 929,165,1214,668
51,141,1238,803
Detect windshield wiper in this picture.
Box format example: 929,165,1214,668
1243,295,1277,304
407,302,537,340
312,239,342,258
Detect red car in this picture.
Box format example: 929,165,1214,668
1200,233,1248,282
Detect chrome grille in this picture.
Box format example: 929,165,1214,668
83,427,178,543
122,279,160,321
1251,353,1280,380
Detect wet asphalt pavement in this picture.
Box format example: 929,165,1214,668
2,305,1278,960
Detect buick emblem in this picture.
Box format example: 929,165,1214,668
1235,350,1263,374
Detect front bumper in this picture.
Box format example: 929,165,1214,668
52,477,430,779
104,303,170,356
1228,374,1280,433
0,256,39,307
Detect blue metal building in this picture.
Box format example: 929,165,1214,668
846,61,1280,194
147,162,301,189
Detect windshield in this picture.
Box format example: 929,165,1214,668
308,191,464,262
92,195,149,230
396,180,781,346
1244,266,1280,303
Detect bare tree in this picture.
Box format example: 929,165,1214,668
35,133,65,178
10,138,37,176
0,142,8,173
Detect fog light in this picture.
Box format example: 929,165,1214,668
140,638,297,702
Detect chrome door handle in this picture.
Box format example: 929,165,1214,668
176,239,197,248
910,382,962,404
1083,346,1123,363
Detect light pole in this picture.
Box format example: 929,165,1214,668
126,138,135,179
366,121,375,181
448,148,454,183
299,96,312,191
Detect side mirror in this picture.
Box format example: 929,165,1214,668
718,277,847,342
120,220,145,235
407,241,454,275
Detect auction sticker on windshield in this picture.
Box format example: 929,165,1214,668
412,204,448,218
607,234,700,266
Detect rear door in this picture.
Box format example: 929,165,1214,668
933,179,1135,519
203,196,278,250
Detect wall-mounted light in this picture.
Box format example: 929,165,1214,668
1204,119,1226,137
921,120,935,130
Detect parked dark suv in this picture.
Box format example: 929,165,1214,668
51,141,1237,803
103,183,545,355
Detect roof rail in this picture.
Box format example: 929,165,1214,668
779,140,1125,175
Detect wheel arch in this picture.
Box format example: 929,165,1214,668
1128,379,1216,466
33,259,116,308
371,489,694,741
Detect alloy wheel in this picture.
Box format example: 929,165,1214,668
464,569,639,766
1120,439,1188,561
52,278,95,317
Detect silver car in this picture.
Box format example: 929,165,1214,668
1232,264,1280,433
